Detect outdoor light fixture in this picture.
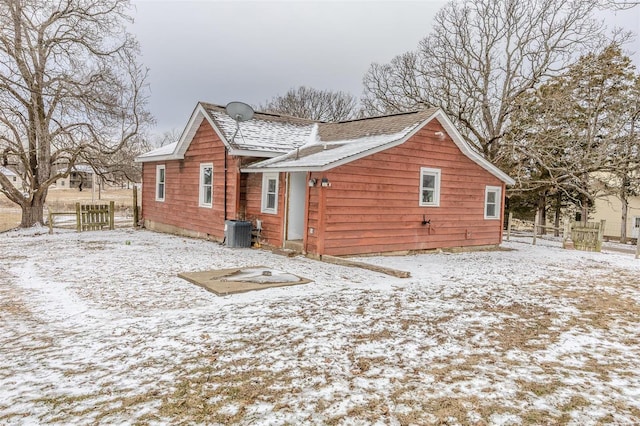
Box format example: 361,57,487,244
321,177,330,187
308,178,317,187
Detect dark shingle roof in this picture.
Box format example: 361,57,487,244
318,109,438,141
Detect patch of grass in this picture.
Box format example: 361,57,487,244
560,395,590,412
482,302,559,351
158,360,297,424
522,409,554,425
516,379,561,397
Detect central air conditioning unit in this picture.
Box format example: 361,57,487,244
224,220,252,248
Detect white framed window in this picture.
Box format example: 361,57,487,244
261,173,279,214
419,167,441,207
485,186,502,219
199,163,213,208
155,165,166,202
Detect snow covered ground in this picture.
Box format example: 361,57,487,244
1,228,639,425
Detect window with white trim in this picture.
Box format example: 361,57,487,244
484,186,501,219
156,165,165,202
261,173,279,214
419,167,441,206
199,163,213,208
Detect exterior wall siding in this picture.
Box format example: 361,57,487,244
243,172,286,248
140,121,239,241
593,194,640,239
141,118,508,255
306,121,505,256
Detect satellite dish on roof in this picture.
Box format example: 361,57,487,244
225,101,254,122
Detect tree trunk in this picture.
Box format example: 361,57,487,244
581,194,589,226
537,192,547,235
19,190,47,227
554,192,561,237
620,193,628,244
20,200,45,227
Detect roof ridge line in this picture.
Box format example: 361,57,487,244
198,101,319,124
331,109,428,124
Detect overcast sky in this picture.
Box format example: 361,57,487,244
130,1,640,137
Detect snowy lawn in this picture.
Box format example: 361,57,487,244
1,228,640,425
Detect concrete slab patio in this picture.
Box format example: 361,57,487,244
178,266,312,296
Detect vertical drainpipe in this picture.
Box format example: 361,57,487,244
223,147,228,221
499,182,506,242
302,171,311,254
317,178,326,256
283,172,290,247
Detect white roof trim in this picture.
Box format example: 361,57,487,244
135,103,285,163
242,109,515,186
228,149,283,158
0,166,17,176
433,111,515,185
135,142,181,163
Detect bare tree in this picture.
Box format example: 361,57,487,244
599,0,639,9
362,0,606,161
152,128,181,147
260,86,359,122
0,0,152,227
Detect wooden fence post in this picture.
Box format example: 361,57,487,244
133,184,139,227
532,211,538,245
109,200,115,230
562,216,568,249
507,211,512,242
75,202,81,232
48,212,53,234
596,220,605,252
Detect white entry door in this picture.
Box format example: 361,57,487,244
632,216,640,238
286,172,306,240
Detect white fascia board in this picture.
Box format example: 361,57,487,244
434,112,515,185
241,119,428,174
242,165,325,173
172,103,236,160
228,149,284,158
175,104,286,159
134,153,184,163
239,109,515,186
173,104,228,158
197,104,233,151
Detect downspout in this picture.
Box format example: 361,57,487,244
283,172,290,247
499,182,506,242
302,171,311,254
224,147,228,220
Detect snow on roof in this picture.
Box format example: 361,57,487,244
71,164,95,174
136,142,179,160
203,104,315,154
133,101,514,184
0,166,16,176
241,109,437,171
244,125,420,171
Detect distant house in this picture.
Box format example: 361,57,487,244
135,102,514,256
54,164,94,189
0,166,22,190
593,194,640,241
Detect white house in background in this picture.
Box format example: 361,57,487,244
592,194,640,241
0,166,22,190
54,164,94,189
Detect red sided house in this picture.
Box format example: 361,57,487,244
135,102,514,256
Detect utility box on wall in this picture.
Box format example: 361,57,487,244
224,220,252,248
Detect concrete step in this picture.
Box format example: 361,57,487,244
283,239,303,253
